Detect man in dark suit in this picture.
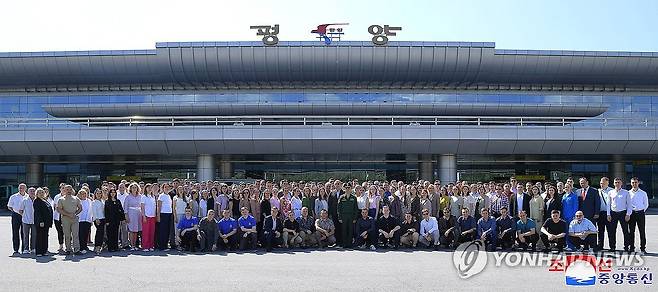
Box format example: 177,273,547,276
509,183,531,219
262,206,284,252
577,177,600,222
327,181,345,244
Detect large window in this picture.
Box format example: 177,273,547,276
1,92,658,127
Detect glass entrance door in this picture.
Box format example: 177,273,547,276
1,185,15,210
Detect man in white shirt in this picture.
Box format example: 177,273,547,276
628,177,649,254
116,183,129,249
418,208,440,250
18,187,37,254
607,177,632,252
7,183,27,255
77,190,93,254
597,177,613,251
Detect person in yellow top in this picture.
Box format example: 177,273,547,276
438,187,451,217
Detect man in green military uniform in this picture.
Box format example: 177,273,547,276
337,183,359,248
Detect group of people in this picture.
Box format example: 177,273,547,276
6,175,650,257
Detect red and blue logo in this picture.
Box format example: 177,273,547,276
549,255,613,286
310,23,348,44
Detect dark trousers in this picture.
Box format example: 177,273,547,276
79,222,92,251
217,233,237,251
106,221,120,251
355,230,377,247
597,211,610,249
333,218,342,245
629,210,646,251
94,219,105,247
198,230,215,251
440,229,457,247
516,233,539,250
256,221,264,242
262,231,283,251
180,230,199,252
54,219,64,245
498,230,515,249
35,226,49,255
157,213,172,250
457,232,475,244
482,232,498,250
239,231,258,250
378,230,400,247
569,234,597,249
11,212,22,252
169,214,177,248
609,211,630,250
339,218,354,248
540,234,565,251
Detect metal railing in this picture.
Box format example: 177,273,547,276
0,115,653,128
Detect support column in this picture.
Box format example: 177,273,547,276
196,154,216,182
219,155,233,179
26,162,43,187
418,154,434,181
610,155,626,182
438,154,457,184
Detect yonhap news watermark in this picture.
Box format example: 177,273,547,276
452,241,652,287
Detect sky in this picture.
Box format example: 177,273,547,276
0,0,657,52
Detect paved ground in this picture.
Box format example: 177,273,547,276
1,211,657,291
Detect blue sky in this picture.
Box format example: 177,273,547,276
1,0,656,52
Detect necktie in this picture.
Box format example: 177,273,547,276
581,189,586,200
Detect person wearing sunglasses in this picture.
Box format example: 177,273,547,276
418,208,440,250
568,210,598,253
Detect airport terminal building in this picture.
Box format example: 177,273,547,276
0,41,657,201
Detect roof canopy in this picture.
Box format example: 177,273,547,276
1,41,658,89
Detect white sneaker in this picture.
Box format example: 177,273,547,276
21,250,29,254
142,249,149,252
370,245,376,251
149,248,154,252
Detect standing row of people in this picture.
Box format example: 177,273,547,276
6,176,650,256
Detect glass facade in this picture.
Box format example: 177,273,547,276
0,91,657,203
0,91,656,127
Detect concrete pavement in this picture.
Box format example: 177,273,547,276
0,213,656,291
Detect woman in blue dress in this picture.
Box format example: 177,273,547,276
561,183,579,250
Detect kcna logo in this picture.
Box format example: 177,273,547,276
549,255,611,286
453,241,644,287
310,23,348,45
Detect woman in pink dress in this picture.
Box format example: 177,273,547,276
123,182,143,251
